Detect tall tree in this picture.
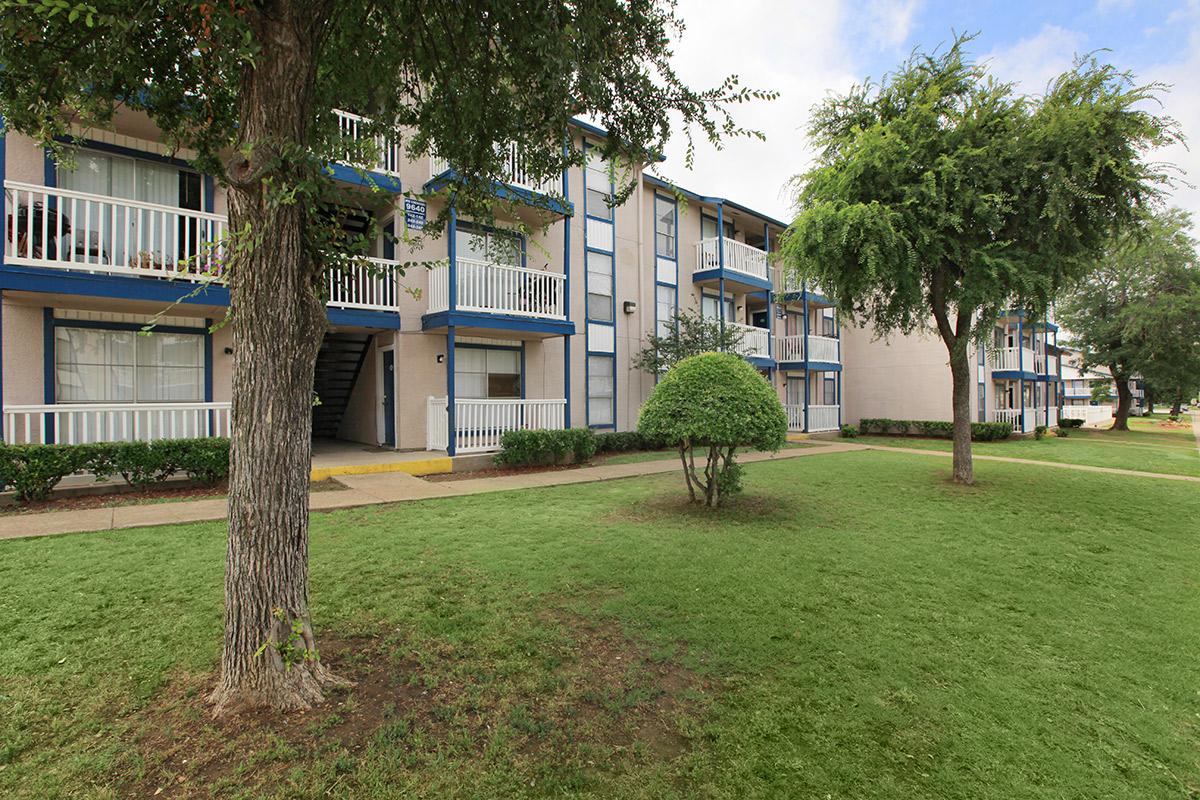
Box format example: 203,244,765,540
631,309,746,374
0,0,769,714
1059,208,1200,428
780,35,1177,483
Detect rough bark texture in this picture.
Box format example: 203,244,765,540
1170,395,1182,416
210,0,342,717
931,272,974,484
1111,371,1133,431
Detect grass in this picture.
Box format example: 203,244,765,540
600,441,814,466
855,414,1199,477
1,450,1197,798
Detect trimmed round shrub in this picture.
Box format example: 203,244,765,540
637,352,787,507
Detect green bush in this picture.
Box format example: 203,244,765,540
1054,427,1070,437
858,418,1013,441
593,430,665,453
638,352,786,508
840,424,858,438
1059,417,1085,428
1034,425,1048,440
0,437,231,502
494,428,596,468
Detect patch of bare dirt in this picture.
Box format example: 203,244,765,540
119,616,705,798
1,479,344,515
601,489,797,526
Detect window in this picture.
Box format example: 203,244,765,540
58,150,203,268
585,151,613,220
701,294,733,322
587,355,614,426
654,196,675,258
977,383,986,422
454,347,521,399
820,308,835,337
785,376,804,406
586,250,613,322
55,326,204,403
822,376,837,406
455,226,521,267
656,285,675,337
701,214,734,241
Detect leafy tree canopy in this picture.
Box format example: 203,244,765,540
631,309,745,374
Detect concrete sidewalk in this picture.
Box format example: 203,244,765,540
0,442,864,540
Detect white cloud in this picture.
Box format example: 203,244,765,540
653,0,861,220
983,24,1088,94
864,0,923,48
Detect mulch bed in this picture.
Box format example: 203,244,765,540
1,479,344,515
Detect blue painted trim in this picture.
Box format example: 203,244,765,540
520,342,527,400
203,318,214,403
424,171,572,217
446,326,456,456
43,149,58,189
582,139,617,428
716,204,726,340
1017,315,1025,430
42,308,55,442
692,267,772,292
642,174,789,229
447,204,458,313
837,372,843,429
806,361,843,373
1,264,229,305
326,307,402,330
0,290,4,434
324,162,402,193
746,356,776,369
562,139,572,427
50,317,207,335
421,310,574,336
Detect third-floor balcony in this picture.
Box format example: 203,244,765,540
429,141,562,198
332,109,403,179
422,257,572,337
694,237,771,290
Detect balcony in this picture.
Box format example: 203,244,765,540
731,322,770,360
3,181,403,317
426,396,566,453
783,404,840,433
424,259,570,336
4,402,231,445
332,109,403,178
990,346,1037,374
429,141,561,197
775,334,840,365
991,408,1034,434
694,237,770,288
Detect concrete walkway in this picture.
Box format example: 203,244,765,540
0,442,864,541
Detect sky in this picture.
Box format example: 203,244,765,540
651,0,1200,230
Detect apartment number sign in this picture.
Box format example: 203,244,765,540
404,198,427,232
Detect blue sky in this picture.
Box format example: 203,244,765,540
657,0,1200,230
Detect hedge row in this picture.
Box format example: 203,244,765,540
0,438,231,502
593,431,667,453
858,418,1013,441
493,429,597,468
1059,417,1085,428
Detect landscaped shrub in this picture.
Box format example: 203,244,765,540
494,428,596,468
840,424,858,438
858,418,1013,441
1034,425,1048,440
0,437,232,502
1054,427,1070,437
593,430,666,453
638,352,786,508
1059,417,1085,428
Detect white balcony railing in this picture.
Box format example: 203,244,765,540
426,397,566,453
4,180,225,280
784,404,804,431
427,259,565,320
773,334,840,363
807,405,840,432
4,402,232,445
992,408,1029,433
990,346,1037,373
333,109,402,177
327,258,401,311
776,335,804,362
430,141,560,195
731,322,770,359
695,237,769,283
4,181,403,313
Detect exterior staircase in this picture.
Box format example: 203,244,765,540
312,332,373,439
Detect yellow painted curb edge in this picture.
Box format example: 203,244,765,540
311,457,453,481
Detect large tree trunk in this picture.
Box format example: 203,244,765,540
1111,371,1132,431
1170,393,1183,417
210,0,342,717
947,340,974,484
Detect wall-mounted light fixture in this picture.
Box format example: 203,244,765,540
436,354,445,364
223,347,234,355
623,301,638,314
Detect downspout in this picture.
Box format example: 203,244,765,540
446,201,458,456
716,202,726,340
802,284,810,433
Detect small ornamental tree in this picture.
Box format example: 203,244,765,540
637,353,786,508
780,35,1178,484
631,309,745,374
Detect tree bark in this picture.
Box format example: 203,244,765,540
1170,394,1182,417
210,0,343,717
1111,370,1132,431
947,340,974,483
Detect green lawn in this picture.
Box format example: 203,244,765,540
855,416,1200,477
599,441,813,466
2,450,1197,799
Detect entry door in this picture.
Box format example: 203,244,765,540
381,350,396,447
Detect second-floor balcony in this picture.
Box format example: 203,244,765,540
3,181,402,317
730,322,770,360
990,346,1037,374
425,258,566,323
429,141,561,197
695,237,770,287
332,109,403,178
775,334,840,365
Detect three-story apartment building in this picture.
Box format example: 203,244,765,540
1,111,844,458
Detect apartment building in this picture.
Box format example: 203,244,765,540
1,110,845,456
841,309,1064,433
